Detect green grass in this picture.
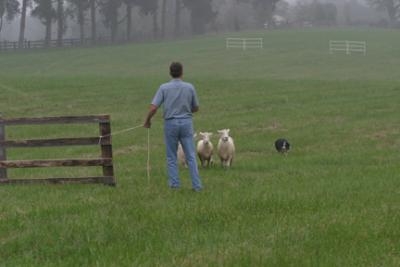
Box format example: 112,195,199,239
0,28,400,266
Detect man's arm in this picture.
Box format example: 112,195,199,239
144,104,158,128
192,87,200,113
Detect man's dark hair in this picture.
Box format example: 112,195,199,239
170,62,183,78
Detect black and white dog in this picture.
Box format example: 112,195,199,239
275,138,290,154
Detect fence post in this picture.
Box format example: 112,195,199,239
346,41,350,55
0,113,7,179
99,118,115,186
243,39,246,51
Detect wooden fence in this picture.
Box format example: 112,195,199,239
0,37,112,52
0,115,116,186
329,40,367,55
226,38,263,50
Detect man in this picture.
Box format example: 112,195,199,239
144,62,202,192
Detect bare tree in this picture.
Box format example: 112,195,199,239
32,0,57,46
182,0,216,35
18,0,30,47
0,0,19,35
174,0,181,37
90,0,97,42
99,0,123,42
161,0,167,38
56,0,65,46
136,0,159,39
68,0,90,43
123,0,136,41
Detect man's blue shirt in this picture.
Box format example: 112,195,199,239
151,79,199,120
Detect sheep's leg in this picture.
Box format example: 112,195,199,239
225,158,231,168
222,160,226,169
228,157,233,167
201,158,206,168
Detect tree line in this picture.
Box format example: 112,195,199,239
0,0,399,48
0,0,284,47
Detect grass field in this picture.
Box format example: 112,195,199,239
0,28,399,266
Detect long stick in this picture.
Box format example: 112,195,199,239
147,128,151,183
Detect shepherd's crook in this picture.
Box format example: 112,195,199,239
147,128,151,183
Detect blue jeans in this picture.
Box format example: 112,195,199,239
164,118,202,191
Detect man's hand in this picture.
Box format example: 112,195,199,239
144,104,158,129
144,120,151,128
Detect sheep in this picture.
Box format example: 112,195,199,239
196,132,214,167
217,129,235,168
177,133,197,168
177,142,187,167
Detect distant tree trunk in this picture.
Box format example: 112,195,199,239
233,0,240,31
57,0,64,47
385,2,397,27
45,19,52,47
78,2,85,43
153,11,158,39
161,0,167,38
19,0,28,48
90,0,97,42
0,17,3,34
111,23,117,42
126,2,132,41
111,13,118,42
174,0,181,37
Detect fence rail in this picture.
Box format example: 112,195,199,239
329,40,367,55
0,115,110,125
0,114,116,186
0,137,109,148
0,176,113,185
0,37,113,52
226,38,263,50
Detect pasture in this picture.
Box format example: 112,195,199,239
0,28,399,266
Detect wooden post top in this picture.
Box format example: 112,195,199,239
0,115,110,125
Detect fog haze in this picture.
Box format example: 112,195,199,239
0,0,395,44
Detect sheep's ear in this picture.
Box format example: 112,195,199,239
217,130,223,134
193,133,197,138
227,129,230,133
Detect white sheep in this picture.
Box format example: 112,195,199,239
197,132,214,167
177,142,187,167
217,129,235,168
177,133,197,168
